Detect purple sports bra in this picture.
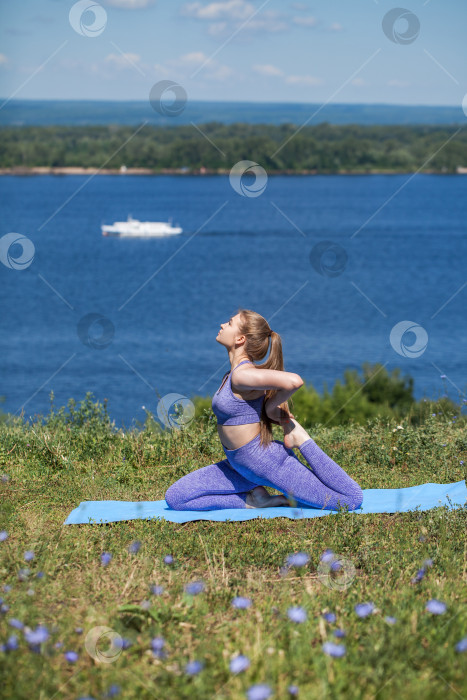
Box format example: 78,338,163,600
212,359,265,426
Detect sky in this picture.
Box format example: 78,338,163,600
0,0,465,106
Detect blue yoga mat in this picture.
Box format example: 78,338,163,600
63,479,466,525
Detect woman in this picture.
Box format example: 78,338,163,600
164,309,363,512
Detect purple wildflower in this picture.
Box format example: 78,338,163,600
320,549,335,564
322,612,336,623
24,624,49,647
0,531,8,542
232,596,252,609
355,602,374,618
55,641,63,649
150,584,164,595
8,618,24,630
455,637,467,653
101,552,112,566
163,554,173,564
322,642,346,657
411,568,426,584
333,628,346,638
36,571,44,579
151,636,165,652
18,568,30,581
288,686,299,696
24,551,34,562
113,638,132,650
3,585,12,592
184,580,205,595
128,540,141,554
75,627,83,635
246,684,272,700
385,616,397,624
6,634,18,651
64,650,78,663
287,606,307,623
286,552,309,568
185,660,204,675
425,599,446,615
1,604,10,614
104,684,121,698
230,654,250,673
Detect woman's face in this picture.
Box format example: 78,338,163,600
216,313,242,347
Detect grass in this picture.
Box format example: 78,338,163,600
0,398,466,700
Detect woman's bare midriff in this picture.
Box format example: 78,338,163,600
217,384,264,450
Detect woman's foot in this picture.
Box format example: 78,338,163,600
245,485,290,508
283,417,312,450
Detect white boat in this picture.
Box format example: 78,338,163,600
102,214,182,238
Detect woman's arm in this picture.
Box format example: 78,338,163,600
232,366,303,393
232,366,303,422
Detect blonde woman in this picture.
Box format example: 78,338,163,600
165,309,363,511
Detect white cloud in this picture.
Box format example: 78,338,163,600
104,52,143,70
0,53,9,66
154,51,235,82
285,74,323,86
181,2,288,34
292,15,318,27
241,15,288,32
207,21,228,36
102,0,156,8
177,51,209,66
252,64,284,77
181,0,254,20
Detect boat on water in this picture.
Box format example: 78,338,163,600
102,215,183,238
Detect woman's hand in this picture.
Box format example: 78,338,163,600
266,404,294,426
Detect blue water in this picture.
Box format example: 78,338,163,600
1,174,466,429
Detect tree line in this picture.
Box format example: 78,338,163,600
0,122,466,173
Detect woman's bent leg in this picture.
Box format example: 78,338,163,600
267,443,363,511
298,438,364,507
225,437,363,512
164,458,259,511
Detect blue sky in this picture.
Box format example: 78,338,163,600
0,0,465,105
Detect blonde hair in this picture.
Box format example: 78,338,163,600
235,308,293,449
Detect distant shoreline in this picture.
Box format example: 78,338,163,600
1,166,465,176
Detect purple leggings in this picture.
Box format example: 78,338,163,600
164,433,363,512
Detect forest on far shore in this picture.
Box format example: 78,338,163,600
1,122,466,173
